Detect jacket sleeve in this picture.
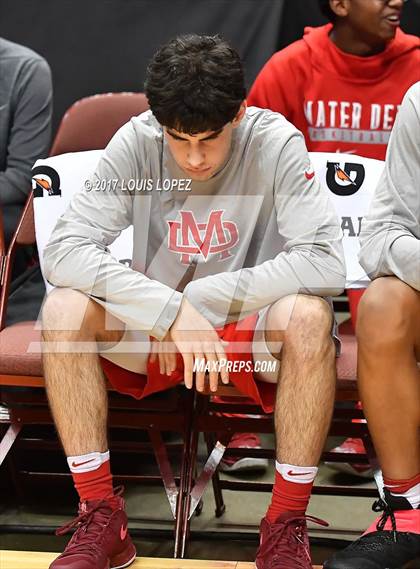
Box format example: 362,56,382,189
359,84,420,291
43,123,182,339
0,57,52,207
184,132,346,328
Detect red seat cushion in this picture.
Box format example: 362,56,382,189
336,334,358,383
0,321,359,392
0,321,42,376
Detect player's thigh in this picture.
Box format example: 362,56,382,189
99,329,151,375
251,297,294,384
360,277,420,361
43,287,124,343
252,305,281,384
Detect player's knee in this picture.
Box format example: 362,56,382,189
268,295,332,349
289,295,332,337
356,277,413,346
41,288,96,337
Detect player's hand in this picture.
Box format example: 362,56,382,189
149,333,177,376
168,297,229,392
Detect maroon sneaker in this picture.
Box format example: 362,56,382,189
50,489,136,569
255,511,328,569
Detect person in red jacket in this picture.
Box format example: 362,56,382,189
248,0,419,162
248,0,420,480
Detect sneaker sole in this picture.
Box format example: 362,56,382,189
219,457,268,473
325,461,374,479
323,554,420,568
111,546,137,569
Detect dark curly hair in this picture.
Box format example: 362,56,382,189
145,34,246,134
318,0,336,21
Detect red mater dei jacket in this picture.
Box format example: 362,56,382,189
248,24,420,160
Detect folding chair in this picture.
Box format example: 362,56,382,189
0,92,196,558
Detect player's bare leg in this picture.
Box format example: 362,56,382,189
266,294,336,465
325,278,420,569
42,287,124,456
357,276,420,479
42,288,136,569
256,294,335,569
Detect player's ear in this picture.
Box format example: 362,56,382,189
330,0,350,18
232,100,247,128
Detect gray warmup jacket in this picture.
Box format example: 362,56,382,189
43,107,346,339
0,38,52,207
359,82,420,291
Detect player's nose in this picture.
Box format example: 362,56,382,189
187,148,205,169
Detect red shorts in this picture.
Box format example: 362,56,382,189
99,314,277,413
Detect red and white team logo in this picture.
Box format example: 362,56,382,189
167,210,239,264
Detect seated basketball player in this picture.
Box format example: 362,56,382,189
325,83,420,569
41,35,345,569
248,0,420,479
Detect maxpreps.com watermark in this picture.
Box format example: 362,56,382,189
84,178,192,192
193,358,278,374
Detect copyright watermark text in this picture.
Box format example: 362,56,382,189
84,178,192,192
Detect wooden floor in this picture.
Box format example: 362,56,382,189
0,551,322,568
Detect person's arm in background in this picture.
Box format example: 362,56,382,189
359,82,420,291
0,56,52,207
184,132,346,328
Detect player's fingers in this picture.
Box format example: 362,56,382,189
183,353,194,389
214,342,229,384
167,349,177,375
194,352,206,392
159,350,165,375
162,341,170,376
204,350,219,392
149,339,157,363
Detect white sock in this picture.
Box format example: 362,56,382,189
390,483,420,510
67,450,110,473
276,461,318,484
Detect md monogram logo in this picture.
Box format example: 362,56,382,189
167,210,239,264
326,162,365,196
32,165,62,197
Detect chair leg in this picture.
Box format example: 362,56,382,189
205,432,226,517
148,428,178,518
6,453,25,503
0,422,22,467
179,400,201,557
173,388,195,559
188,431,232,519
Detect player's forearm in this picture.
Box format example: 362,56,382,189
184,245,345,328
43,237,182,340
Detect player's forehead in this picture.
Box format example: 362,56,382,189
165,125,226,141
